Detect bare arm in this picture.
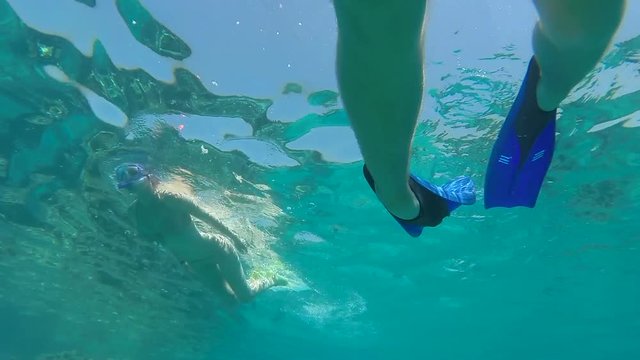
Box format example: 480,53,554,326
167,193,248,253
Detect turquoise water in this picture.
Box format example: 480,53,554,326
1,1,639,359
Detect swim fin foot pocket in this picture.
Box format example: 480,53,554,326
484,56,557,209
363,165,476,237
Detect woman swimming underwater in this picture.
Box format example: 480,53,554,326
115,163,285,302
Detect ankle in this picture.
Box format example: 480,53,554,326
375,185,420,220
536,81,563,111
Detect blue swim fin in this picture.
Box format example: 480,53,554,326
363,166,476,237
484,56,557,209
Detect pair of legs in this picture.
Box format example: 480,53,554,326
334,0,625,220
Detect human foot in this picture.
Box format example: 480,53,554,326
363,165,476,236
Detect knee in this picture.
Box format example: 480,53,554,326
534,0,625,48
235,290,254,303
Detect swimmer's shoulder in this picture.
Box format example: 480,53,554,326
155,188,196,210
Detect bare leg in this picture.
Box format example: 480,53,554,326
533,0,626,110
334,0,427,220
187,237,282,302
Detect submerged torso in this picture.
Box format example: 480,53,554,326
132,192,222,263
133,194,192,238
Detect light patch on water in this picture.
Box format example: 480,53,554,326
42,64,70,82
587,109,640,132
301,292,368,327
43,65,128,127
146,114,298,167
220,138,299,167
160,114,252,140
80,86,128,127
268,92,322,123
293,231,325,244
286,126,362,163
253,184,271,191
8,0,177,82
568,62,640,105
232,173,272,192
622,109,640,128
440,258,477,278
587,117,628,133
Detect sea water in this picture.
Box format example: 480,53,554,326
0,1,639,359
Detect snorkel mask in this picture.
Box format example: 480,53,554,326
115,163,150,189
